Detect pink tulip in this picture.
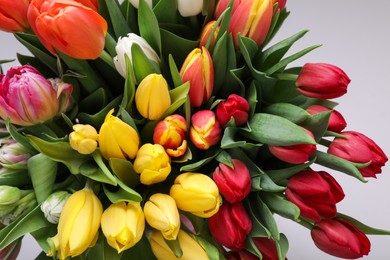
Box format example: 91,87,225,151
306,105,347,133
189,110,221,150
0,0,30,32
216,94,250,126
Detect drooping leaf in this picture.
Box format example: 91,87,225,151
261,192,300,221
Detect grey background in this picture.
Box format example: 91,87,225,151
1,0,390,259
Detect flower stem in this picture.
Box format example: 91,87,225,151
99,50,115,69
273,73,299,81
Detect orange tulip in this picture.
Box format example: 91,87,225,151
28,0,107,59
0,0,30,32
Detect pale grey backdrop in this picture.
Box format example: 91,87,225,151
1,0,390,259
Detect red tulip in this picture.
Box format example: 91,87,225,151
328,131,388,178
0,0,30,32
208,201,252,250
190,110,221,150
28,0,107,59
273,0,286,11
213,159,251,203
216,94,250,126
286,170,345,221
311,218,370,259
306,105,347,133
74,0,99,11
226,250,258,260
296,63,350,99
252,237,287,260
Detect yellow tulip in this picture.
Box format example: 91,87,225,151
149,229,209,260
133,143,171,185
169,172,220,218
135,74,171,120
100,202,145,253
48,188,103,260
98,109,139,160
69,124,98,154
144,193,180,240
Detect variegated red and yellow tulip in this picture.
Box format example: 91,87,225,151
190,110,222,150
199,21,220,48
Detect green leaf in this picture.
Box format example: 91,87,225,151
153,0,178,23
5,119,36,154
260,173,285,192
103,178,142,203
79,161,117,185
0,170,31,187
261,192,300,221
263,103,310,124
180,151,219,172
253,193,280,240
336,213,390,235
109,158,140,188
138,0,161,55
215,150,233,167
163,238,183,258
275,233,289,260
193,235,221,260
132,43,161,83
300,111,331,142
267,157,316,183
168,54,183,88
105,0,131,38
242,113,316,145
121,235,157,259
87,230,123,260
31,225,57,254
28,154,57,204
221,126,262,149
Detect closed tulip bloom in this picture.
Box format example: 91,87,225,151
180,47,214,107
144,193,180,240
69,124,98,155
133,143,171,185
170,172,220,218
101,202,145,253
0,0,30,32
328,131,388,178
213,159,251,203
0,65,73,126
190,110,222,150
296,63,351,99
273,0,287,11
208,201,252,250
306,105,347,133
28,0,107,59
311,218,370,259
153,114,188,157
0,138,31,167
252,237,287,260
48,188,103,259
286,170,345,221
268,128,316,164
177,0,203,17
40,191,71,224
199,21,220,48
135,74,171,120
98,109,139,160
75,0,99,11
216,94,250,126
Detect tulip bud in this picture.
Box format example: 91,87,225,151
0,188,35,225
268,128,316,164
177,0,203,17
286,170,345,221
133,143,171,185
180,47,214,107
149,229,209,260
296,63,351,99
170,172,220,218
40,191,71,224
0,0,30,32
306,105,347,133
47,187,103,259
213,159,251,203
114,33,160,81
144,193,180,240
273,0,287,11
98,109,139,160
128,0,153,9
28,0,107,59
101,202,145,253
190,110,222,150
0,186,21,206
199,21,220,48
0,65,73,126
153,114,188,157
216,94,250,126
0,138,31,167
208,201,252,250
311,218,370,259
135,74,171,120
252,237,287,260
328,131,388,178
69,124,99,155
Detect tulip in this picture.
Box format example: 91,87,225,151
273,0,287,11
170,172,220,218
208,201,252,250
306,105,347,133
328,131,388,178
114,33,160,81
213,159,251,203
101,202,145,253
0,187,35,225
0,138,31,167
286,170,345,221
128,0,153,9
149,229,209,260
189,110,222,150
199,21,220,48
75,0,99,11
296,63,351,99
0,65,73,126
0,0,30,32
177,0,203,17
252,237,286,260
47,188,102,259
40,191,71,224
153,114,187,157
98,109,139,160
144,193,180,240
69,124,99,155
268,128,316,164
180,47,214,107
216,94,250,126
311,218,370,259
28,0,107,59
133,143,171,185
135,73,171,120
0,186,21,206
226,250,258,260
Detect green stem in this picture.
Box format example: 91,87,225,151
319,138,332,147
296,218,314,230
273,73,298,81
99,50,116,69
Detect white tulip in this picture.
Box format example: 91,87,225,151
177,0,203,17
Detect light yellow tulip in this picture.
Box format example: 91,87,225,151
69,124,98,154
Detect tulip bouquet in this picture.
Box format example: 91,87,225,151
0,0,389,259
